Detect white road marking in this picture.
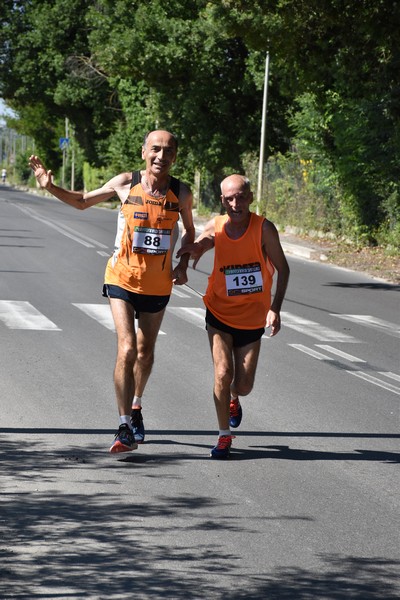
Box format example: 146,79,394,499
346,371,400,395
72,303,167,334
378,371,400,382
73,303,116,331
288,344,333,360
46,219,109,249
315,345,366,362
171,288,191,298
289,342,400,394
167,306,206,328
0,300,61,330
331,314,400,338
15,205,108,249
282,311,359,342
172,285,204,299
182,284,204,299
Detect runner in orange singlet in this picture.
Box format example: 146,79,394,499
29,130,195,453
177,174,289,458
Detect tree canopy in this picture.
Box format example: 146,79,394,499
1,0,399,243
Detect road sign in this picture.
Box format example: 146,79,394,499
59,137,70,150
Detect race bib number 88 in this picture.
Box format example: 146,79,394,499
132,226,171,255
225,265,263,296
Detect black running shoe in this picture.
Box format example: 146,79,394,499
109,424,138,453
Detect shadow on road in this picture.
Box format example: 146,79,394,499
0,484,398,598
324,281,400,292
1,436,399,598
1,429,399,467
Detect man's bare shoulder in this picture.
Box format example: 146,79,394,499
82,171,132,203
177,180,193,204
104,171,132,189
262,218,279,235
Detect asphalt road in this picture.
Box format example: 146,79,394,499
0,185,399,599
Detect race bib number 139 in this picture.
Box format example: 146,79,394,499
225,265,263,296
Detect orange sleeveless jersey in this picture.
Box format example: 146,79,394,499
104,173,180,295
203,213,275,329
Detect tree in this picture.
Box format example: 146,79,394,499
1,0,399,242
210,0,400,239
0,0,118,167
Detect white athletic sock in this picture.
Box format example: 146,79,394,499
132,395,142,409
230,384,238,400
120,415,132,429
219,429,231,437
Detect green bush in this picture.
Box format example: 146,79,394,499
258,152,343,236
14,151,32,184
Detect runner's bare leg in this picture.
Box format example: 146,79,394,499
134,309,166,397
207,327,234,430
109,298,137,416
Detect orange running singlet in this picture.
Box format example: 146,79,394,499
104,171,180,295
203,213,274,329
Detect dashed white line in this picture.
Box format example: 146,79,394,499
378,371,400,383
73,303,167,334
346,371,400,395
73,303,116,331
288,344,333,360
282,311,359,342
331,314,400,338
167,306,206,328
315,344,366,362
0,300,61,330
171,288,191,298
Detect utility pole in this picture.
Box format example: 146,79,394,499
70,124,75,191
256,51,270,215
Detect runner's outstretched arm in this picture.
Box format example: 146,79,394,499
29,155,120,210
176,217,216,269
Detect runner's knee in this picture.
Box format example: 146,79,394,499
234,378,254,397
136,347,155,368
117,340,137,364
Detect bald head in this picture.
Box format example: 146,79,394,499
220,174,251,197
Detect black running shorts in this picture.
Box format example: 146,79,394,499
205,308,265,348
102,284,170,318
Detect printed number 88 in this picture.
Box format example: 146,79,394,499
144,235,161,247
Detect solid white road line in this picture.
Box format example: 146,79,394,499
15,205,108,249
